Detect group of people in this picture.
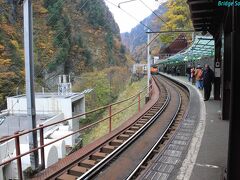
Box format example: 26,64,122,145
164,66,181,76
186,64,215,101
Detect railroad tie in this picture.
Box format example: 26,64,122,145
90,152,107,160
79,159,96,168
125,130,135,135
68,166,88,176
110,139,124,146
130,126,140,131
101,145,115,153
118,134,130,140
57,173,78,180
135,123,144,127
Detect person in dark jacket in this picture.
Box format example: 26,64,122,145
186,64,191,82
203,64,214,101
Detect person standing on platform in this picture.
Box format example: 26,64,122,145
186,64,191,82
195,64,203,90
203,64,214,101
172,66,177,76
191,66,196,85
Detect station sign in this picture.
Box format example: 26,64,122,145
215,68,221,77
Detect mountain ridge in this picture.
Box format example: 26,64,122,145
121,2,167,62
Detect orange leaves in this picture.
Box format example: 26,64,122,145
1,24,15,36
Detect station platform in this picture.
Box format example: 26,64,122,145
159,73,229,180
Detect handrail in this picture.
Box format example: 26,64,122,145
0,82,153,176
0,85,149,144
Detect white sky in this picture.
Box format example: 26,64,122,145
105,0,167,33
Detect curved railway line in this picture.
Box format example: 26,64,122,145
33,75,190,180
126,76,189,180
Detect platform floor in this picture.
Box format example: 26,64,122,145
160,73,229,180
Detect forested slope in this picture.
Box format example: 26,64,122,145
0,0,133,109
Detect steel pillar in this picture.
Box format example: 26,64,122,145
214,31,222,100
227,4,240,180
23,0,39,170
222,31,231,120
147,29,151,95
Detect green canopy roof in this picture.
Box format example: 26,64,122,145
157,36,214,65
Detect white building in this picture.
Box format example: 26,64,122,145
153,56,160,65
0,75,87,179
132,64,147,75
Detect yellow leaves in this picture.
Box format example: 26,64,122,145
10,40,19,49
160,0,192,44
19,49,24,60
34,3,48,14
0,59,12,66
20,70,25,77
39,7,48,14
0,72,16,78
49,49,54,55
39,42,47,49
0,44,5,51
49,31,54,35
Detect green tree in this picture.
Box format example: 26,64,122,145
81,0,119,34
45,0,71,72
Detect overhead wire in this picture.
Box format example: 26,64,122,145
104,0,153,32
104,0,192,57
138,0,169,28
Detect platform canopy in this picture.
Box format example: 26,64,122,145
157,35,214,65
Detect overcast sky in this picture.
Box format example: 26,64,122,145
104,0,167,33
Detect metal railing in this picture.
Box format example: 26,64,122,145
0,82,153,180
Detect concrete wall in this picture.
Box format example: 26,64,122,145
6,94,85,118
1,94,85,179
0,140,16,180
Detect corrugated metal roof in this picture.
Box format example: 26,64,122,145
156,36,214,65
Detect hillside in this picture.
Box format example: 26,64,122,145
0,0,133,109
121,2,167,62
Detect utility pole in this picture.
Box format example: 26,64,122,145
23,0,39,170
147,29,151,95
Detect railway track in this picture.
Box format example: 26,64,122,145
126,75,189,180
35,75,189,180
91,75,189,180
50,75,170,180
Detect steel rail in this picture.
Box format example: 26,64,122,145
42,79,161,179
77,76,171,180
125,76,188,180
0,88,150,167
0,85,152,173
